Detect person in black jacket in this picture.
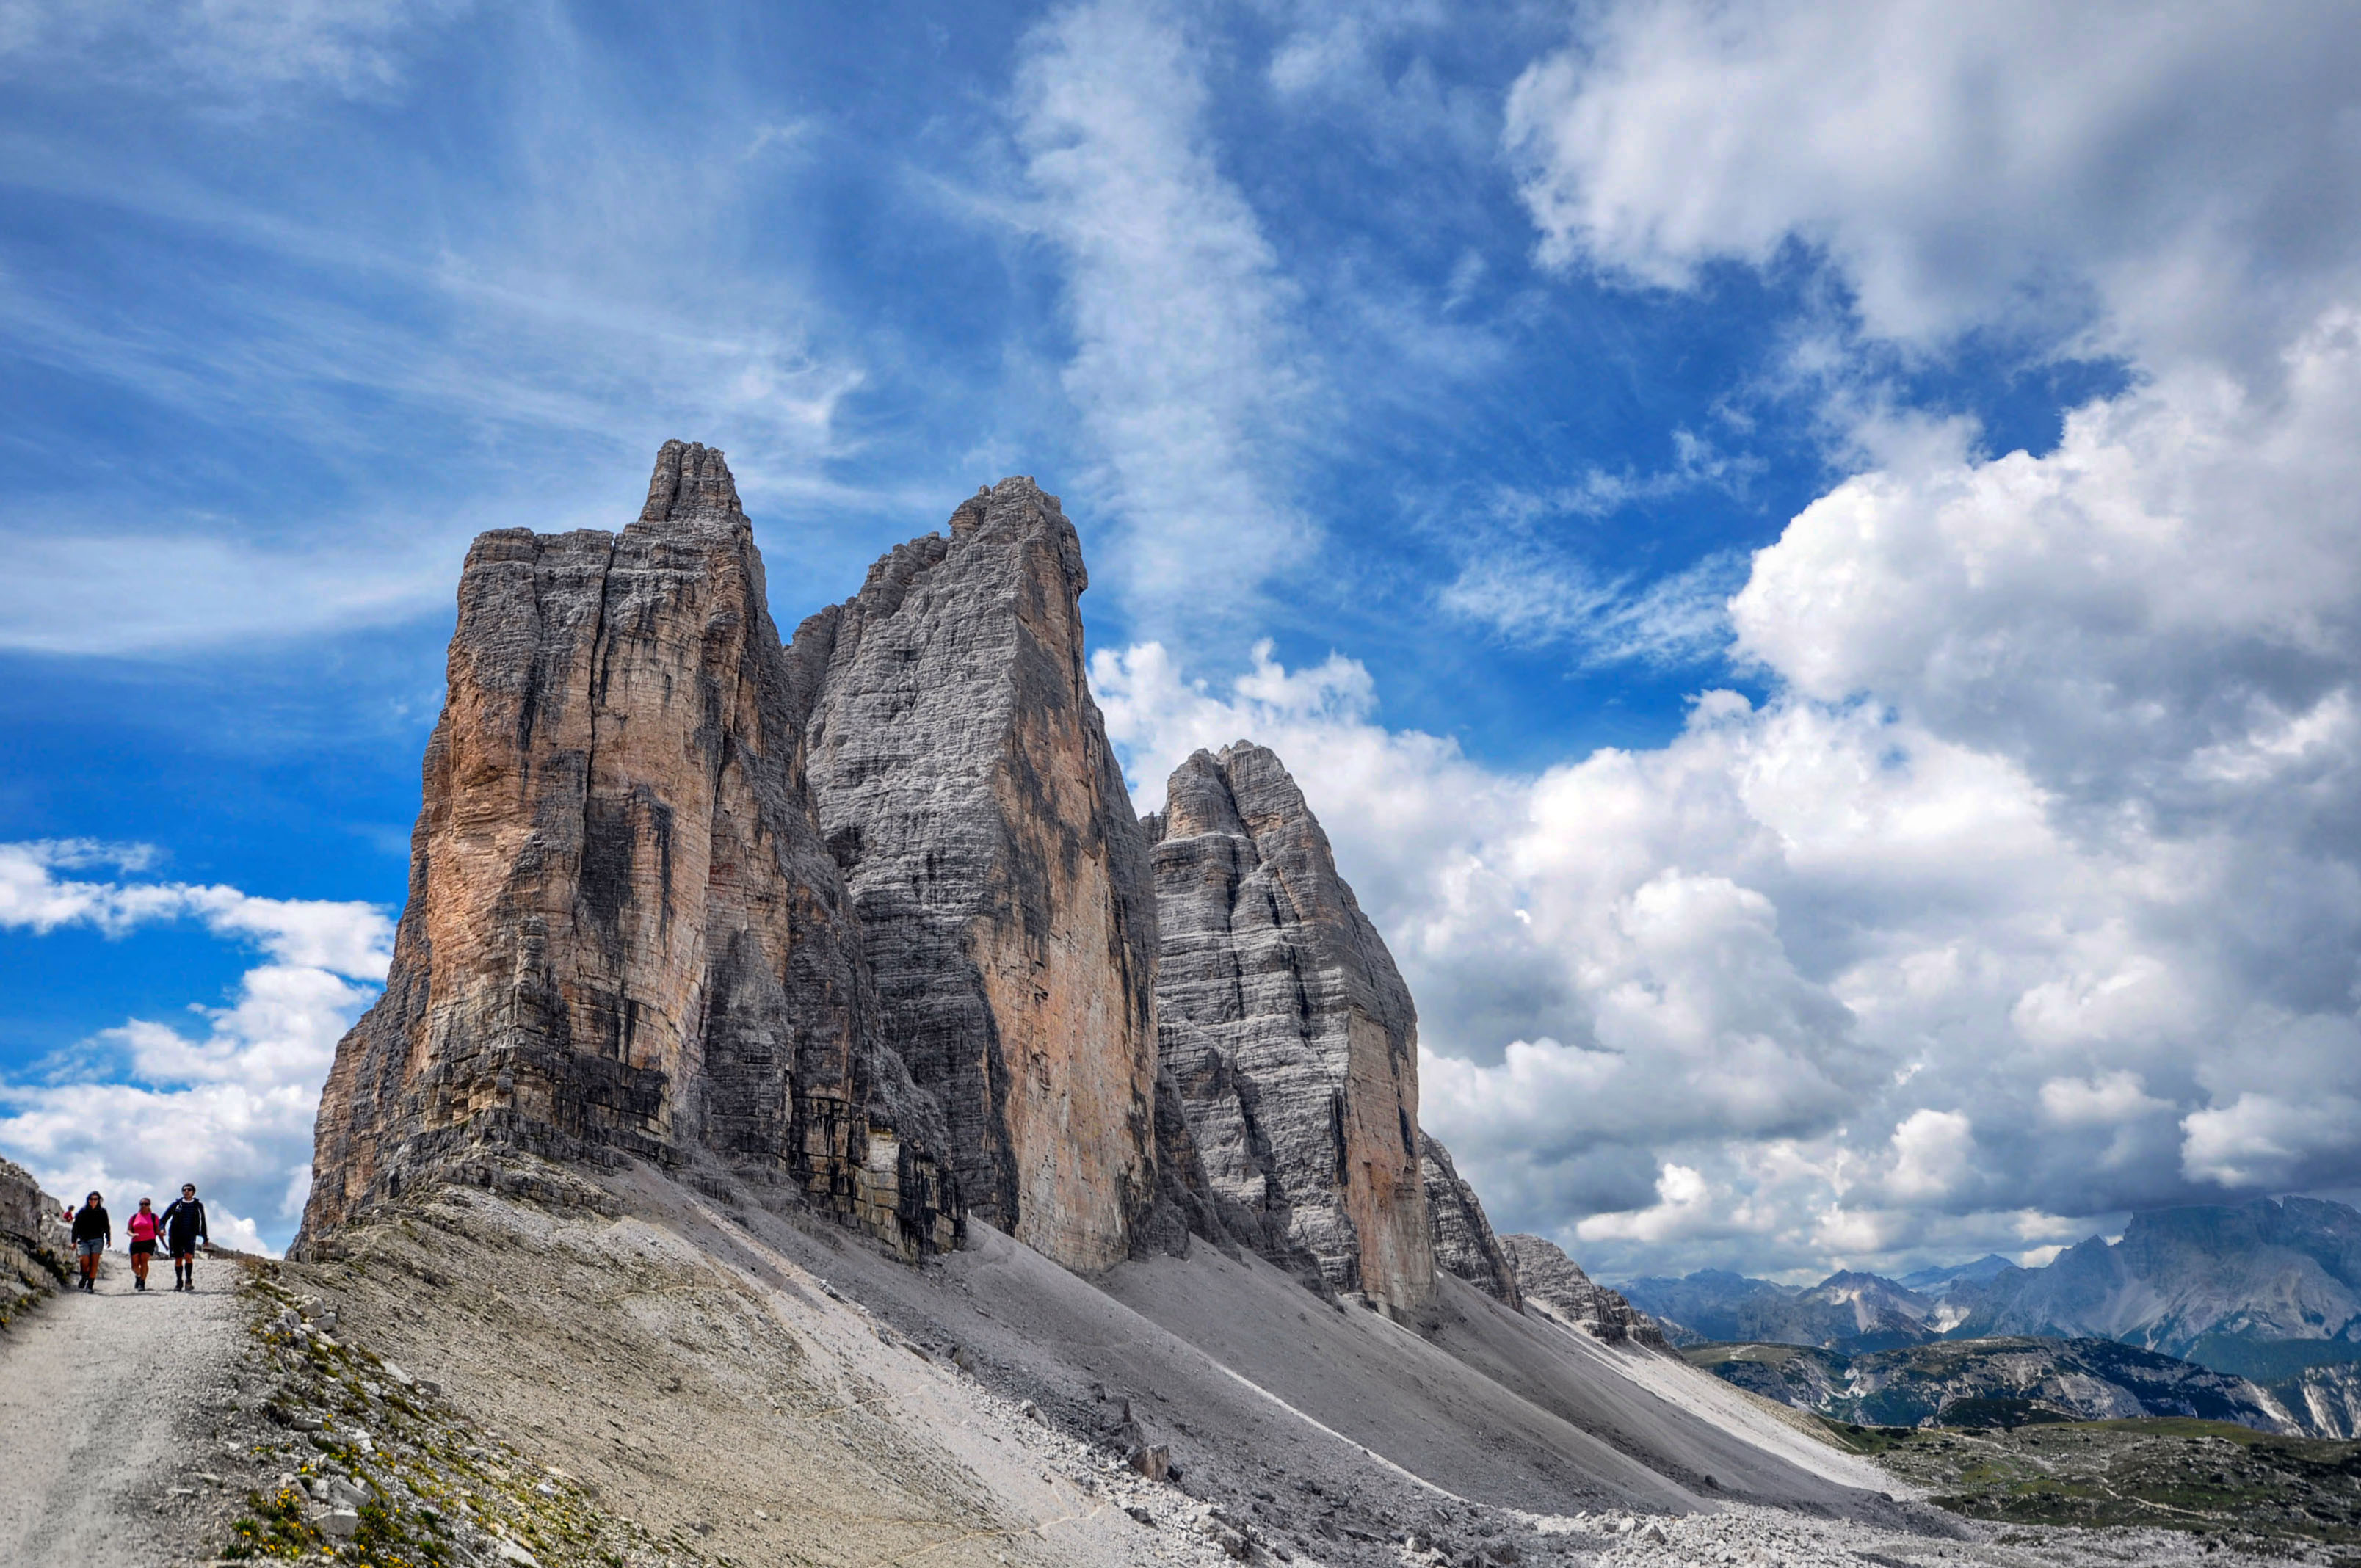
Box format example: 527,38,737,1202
159,1183,208,1293
69,1191,109,1292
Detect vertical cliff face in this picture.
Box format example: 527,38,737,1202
1420,1133,1523,1310
300,443,954,1257
1500,1233,1667,1348
788,478,1162,1274
1149,743,1435,1315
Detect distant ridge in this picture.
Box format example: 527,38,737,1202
1622,1196,2361,1379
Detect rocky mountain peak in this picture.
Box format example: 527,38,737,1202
1151,740,1435,1315
1421,1132,1521,1309
1499,1232,1666,1348
297,440,954,1259
789,476,1163,1274
639,438,747,525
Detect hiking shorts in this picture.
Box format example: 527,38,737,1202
76,1239,104,1258
170,1244,198,1260
129,1240,155,1257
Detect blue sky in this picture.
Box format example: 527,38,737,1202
4,0,2360,1277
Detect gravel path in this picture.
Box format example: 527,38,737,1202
0,1252,244,1566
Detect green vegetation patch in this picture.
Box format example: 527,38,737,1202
1854,1415,2361,1547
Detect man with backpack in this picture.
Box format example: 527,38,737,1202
159,1183,208,1292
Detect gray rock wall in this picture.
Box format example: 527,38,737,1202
1,1155,67,1324
1150,743,1434,1315
790,478,1164,1274
1500,1232,1666,1347
1421,1133,1522,1310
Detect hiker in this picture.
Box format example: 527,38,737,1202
126,1197,160,1291
69,1191,109,1292
159,1183,208,1292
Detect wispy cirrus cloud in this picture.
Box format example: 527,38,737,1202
1012,0,1324,631
1440,545,1749,669
1433,431,1763,668
0,0,470,98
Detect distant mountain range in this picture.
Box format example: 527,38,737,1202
1620,1196,2361,1379
1615,1268,1939,1351
1686,1336,2300,1433
1896,1253,2014,1299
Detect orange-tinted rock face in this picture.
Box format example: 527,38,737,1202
1148,743,1436,1316
297,443,954,1256
789,479,1164,1274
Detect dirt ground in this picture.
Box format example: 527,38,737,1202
5,1155,2336,1567
290,1168,1248,1568
0,1248,261,1566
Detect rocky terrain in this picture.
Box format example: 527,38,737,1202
1502,1233,1664,1349
1147,740,1432,1313
1818,1415,2361,1553
1421,1132,1522,1307
15,1164,2328,1568
1690,1337,2299,1433
790,477,1169,1273
2282,1362,2361,1440
0,1153,64,1326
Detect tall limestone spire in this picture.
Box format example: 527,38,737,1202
1148,741,1436,1317
787,477,1169,1274
297,441,954,1257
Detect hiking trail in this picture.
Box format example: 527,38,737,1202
0,1254,244,1565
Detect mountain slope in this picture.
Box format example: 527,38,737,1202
300,1160,1906,1567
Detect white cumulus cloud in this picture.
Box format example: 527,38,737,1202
0,842,390,1255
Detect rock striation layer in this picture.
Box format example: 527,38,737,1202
300,442,954,1257
1148,743,1433,1315
1500,1232,1666,1348
787,478,1164,1274
1421,1133,1523,1310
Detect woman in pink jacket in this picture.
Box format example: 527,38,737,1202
125,1197,159,1292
